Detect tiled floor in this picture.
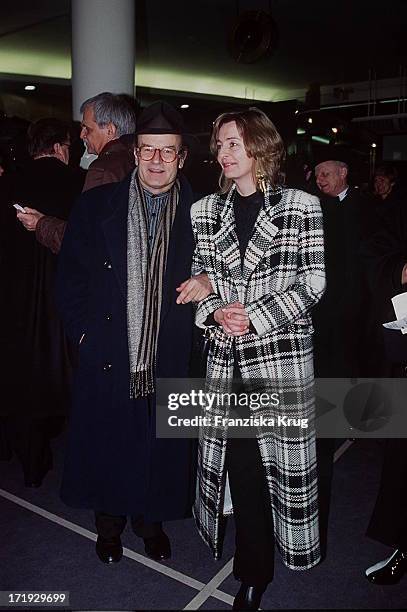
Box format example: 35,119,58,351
1,436,406,610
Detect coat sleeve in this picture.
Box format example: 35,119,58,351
35,216,67,254
191,205,226,327
246,195,326,336
55,196,91,344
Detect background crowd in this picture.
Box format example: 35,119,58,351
0,93,406,608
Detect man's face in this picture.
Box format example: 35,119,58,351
135,134,185,194
80,105,115,155
374,174,394,199
315,160,348,197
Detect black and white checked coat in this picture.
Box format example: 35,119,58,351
190,183,326,570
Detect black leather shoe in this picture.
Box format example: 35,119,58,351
96,536,123,564
365,549,407,585
232,583,266,610
143,532,171,561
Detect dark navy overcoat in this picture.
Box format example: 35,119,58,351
56,173,196,519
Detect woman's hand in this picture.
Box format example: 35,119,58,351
214,301,250,336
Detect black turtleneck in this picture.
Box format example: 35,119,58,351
233,190,264,265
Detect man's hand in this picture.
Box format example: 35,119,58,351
176,273,213,304
214,301,250,336
16,207,44,231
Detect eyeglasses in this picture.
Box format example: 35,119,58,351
61,142,71,149
136,145,182,163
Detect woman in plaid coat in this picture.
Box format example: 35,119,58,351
190,108,326,610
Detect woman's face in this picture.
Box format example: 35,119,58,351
216,121,255,193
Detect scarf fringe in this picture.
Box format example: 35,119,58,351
130,366,155,398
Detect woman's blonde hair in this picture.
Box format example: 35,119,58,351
210,107,285,193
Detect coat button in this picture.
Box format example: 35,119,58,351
103,362,112,372
104,260,112,269
106,313,112,321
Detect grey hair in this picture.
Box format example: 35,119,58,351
80,92,136,137
315,159,348,172
334,160,348,171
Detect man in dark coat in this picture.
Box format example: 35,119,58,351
56,101,210,565
362,201,407,584
313,149,379,377
18,92,137,253
311,148,380,557
2,118,84,486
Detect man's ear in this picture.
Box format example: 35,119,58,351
53,143,64,160
106,122,117,138
133,148,138,166
178,148,188,169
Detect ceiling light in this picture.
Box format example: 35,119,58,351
297,128,306,135
371,142,377,148
312,135,330,144
307,117,313,124
295,109,299,115
180,104,189,109
331,127,338,133
24,85,36,91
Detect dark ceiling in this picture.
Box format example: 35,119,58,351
0,0,406,100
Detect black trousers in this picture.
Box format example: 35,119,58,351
367,439,407,549
95,512,163,540
226,434,275,586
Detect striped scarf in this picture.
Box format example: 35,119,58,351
127,170,179,398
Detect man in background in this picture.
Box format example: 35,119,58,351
3,118,84,486
17,92,136,253
313,149,378,377
312,148,379,558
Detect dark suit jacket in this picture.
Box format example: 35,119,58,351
35,135,135,253
55,173,197,518
363,200,407,367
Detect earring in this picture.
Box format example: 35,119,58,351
256,170,267,193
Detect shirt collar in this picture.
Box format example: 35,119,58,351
337,186,349,201
142,186,170,200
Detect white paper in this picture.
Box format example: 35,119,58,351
383,316,407,331
383,293,407,334
392,292,407,318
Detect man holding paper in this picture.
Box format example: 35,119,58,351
363,202,407,584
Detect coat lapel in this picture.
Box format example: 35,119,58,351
241,186,282,283
101,176,131,298
213,185,243,291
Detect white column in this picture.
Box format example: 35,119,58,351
71,0,135,121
